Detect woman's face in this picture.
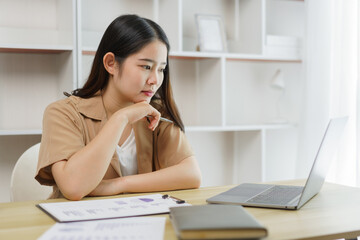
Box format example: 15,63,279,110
113,40,167,104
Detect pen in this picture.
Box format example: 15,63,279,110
146,116,174,123
162,194,186,204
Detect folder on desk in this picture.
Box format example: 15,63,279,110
169,204,267,239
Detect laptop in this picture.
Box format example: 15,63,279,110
207,117,348,210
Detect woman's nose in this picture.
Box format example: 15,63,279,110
148,71,160,85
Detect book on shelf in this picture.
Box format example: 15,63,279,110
169,204,267,239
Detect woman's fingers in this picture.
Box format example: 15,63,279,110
117,102,161,130
146,114,160,131
142,104,160,130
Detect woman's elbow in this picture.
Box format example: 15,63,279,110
184,156,202,188
62,189,85,201
191,170,202,188
63,192,84,201
52,162,91,200
186,165,202,189
58,183,88,201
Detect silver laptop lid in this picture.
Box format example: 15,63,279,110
297,116,348,209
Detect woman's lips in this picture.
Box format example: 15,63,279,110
142,91,154,97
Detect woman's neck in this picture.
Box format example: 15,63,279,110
101,87,132,119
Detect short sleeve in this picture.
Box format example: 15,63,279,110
35,100,85,186
155,123,194,169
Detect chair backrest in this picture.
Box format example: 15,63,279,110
10,143,52,202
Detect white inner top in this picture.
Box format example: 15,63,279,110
116,129,138,176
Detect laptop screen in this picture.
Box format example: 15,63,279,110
297,117,347,208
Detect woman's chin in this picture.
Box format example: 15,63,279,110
134,97,151,103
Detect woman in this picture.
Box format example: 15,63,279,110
36,15,201,200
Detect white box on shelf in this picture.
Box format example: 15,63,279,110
266,35,301,47
264,45,301,58
264,35,302,58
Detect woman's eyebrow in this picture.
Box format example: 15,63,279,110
139,58,167,65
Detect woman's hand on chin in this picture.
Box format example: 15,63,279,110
114,101,161,131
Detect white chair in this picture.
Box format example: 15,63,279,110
10,143,52,202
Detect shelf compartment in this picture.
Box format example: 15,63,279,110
182,0,236,52
263,0,305,58
170,57,222,126
186,131,236,186
182,0,263,54
186,130,266,186
225,60,303,125
0,0,74,47
265,0,305,38
232,130,263,183
80,0,154,50
0,52,74,131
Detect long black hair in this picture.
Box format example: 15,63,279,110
71,14,184,132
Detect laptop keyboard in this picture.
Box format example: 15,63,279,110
246,185,303,205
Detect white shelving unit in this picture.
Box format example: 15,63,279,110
0,0,305,202
0,0,77,203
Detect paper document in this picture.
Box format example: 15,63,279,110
37,193,189,222
38,216,166,240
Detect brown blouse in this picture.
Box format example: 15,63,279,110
35,94,194,198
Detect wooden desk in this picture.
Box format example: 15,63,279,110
1,180,360,240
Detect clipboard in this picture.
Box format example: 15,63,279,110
37,193,189,222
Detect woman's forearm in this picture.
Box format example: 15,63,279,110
90,156,202,196
122,156,201,192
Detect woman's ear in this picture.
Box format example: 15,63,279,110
103,52,116,74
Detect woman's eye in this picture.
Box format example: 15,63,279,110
141,65,151,70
